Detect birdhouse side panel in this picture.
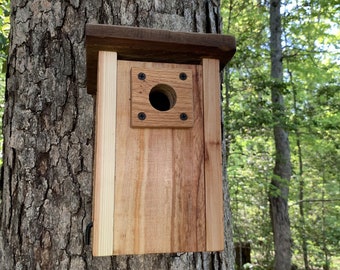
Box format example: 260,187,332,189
92,51,117,256
203,58,224,251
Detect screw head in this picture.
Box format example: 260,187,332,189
138,112,146,120
180,113,188,121
138,72,146,80
179,72,187,80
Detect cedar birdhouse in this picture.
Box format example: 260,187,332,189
86,24,236,256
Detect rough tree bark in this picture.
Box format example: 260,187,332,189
0,0,234,269
269,0,292,269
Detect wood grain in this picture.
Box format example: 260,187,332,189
86,24,236,94
131,67,194,128
203,58,224,251
92,51,117,256
113,60,205,254
92,56,224,255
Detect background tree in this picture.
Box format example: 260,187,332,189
269,0,292,268
222,0,339,269
0,0,234,269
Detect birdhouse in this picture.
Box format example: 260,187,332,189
85,24,236,256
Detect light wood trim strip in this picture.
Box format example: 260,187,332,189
92,51,117,256
203,58,224,251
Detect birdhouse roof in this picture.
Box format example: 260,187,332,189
86,24,236,94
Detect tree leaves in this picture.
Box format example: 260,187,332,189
0,0,10,67
223,0,340,268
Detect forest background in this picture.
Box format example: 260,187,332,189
0,0,339,269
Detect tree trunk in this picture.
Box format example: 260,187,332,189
291,69,309,270
269,0,292,269
0,0,234,269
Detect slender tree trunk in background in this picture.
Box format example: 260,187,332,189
297,144,309,270
0,0,234,269
321,175,330,270
296,107,309,270
291,70,309,270
269,0,292,269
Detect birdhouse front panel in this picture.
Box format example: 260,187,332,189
114,60,205,255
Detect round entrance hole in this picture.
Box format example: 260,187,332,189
149,84,177,111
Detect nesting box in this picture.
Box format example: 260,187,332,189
86,24,236,256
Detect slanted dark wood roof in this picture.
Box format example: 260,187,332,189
86,24,236,94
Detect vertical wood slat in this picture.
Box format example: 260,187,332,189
92,51,117,256
203,58,224,251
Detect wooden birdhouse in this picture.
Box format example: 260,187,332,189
85,24,236,256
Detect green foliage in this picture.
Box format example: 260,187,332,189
222,0,339,268
0,0,10,66
0,0,9,163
